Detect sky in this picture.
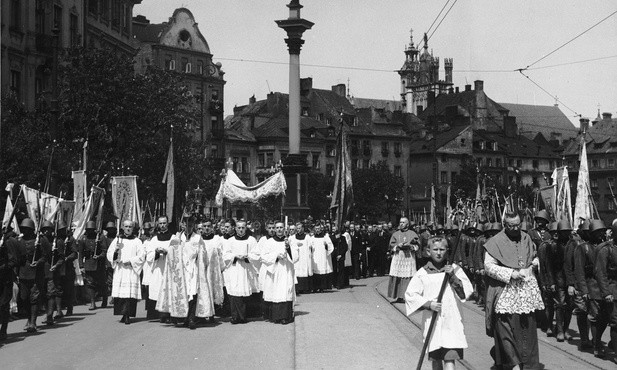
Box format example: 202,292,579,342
134,1,617,126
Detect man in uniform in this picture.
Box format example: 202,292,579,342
529,210,551,249
547,220,573,342
13,218,51,332
102,221,117,306
78,221,107,310
564,220,591,349
348,223,364,280
595,220,617,363
56,221,77,318
0,222,18,339
537,222,557,336
574,220,609,357
41,220,64,326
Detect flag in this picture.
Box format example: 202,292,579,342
112,176,142,227
445,185,452,227
72,186,105,240
20,185,62,229
430,185,436,225
330,123,353,229
162,140,174,221
573,139,591,227
552,166,573,224
475,177,483,221
72,170,87,223
2,195,20,234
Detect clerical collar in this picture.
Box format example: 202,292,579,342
120,234,136,240
235,233,249,241
203,233,215,240
314,232,325,238
295,233,305,240
273,235,285,242
157,231,172,241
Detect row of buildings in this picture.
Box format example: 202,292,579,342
2,2,615,223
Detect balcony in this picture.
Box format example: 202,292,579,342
209,99,223,113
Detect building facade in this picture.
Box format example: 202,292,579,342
133,8,226,153
85,0,140,55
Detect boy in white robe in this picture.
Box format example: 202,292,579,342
200,220,225,322
143,216,173,320
291,222,313,293
107,220,146,325
405,236,473,370
310,224,334,292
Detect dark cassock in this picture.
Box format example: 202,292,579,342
107,233,145,324
0,233,18,339
57,229,78,317
484,225,544,370
78,222,108,310
331,230,349,289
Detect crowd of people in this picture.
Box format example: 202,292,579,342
2,210,616,368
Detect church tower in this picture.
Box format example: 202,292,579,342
398,31,453,115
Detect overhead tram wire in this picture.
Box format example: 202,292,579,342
427,0,459,43
518,70,580,117
522,9,617,70
425,0,451,37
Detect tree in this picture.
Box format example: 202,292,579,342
351,161,405,222
307,170,334,220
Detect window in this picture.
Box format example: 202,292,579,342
111,0,121,29
479,141,486,150
441,154,448,163
487,158,493,167
476,157,483,167
318,113,324,121
122,3,129,32
451,172,457,183
10,70,21,98
11,0,21,30
608,177,615,188
516,159,522,168
312,154,320,169
532,160,539,169
35,0,45,33
496,174,503,184
394,142,402,157
363,159,370,169
508,159,514,167
195,86,203,103
362,140,371,156
496,158,502,168
266,152,274,167
549,160,555,170
197,60,203,75
326,164,334,177
351,159,358,170
185,63,192,73
351,140,359,156
211,90,219,101
181,57,189,72
242,157,250,173
168,59,176,71
592,159,599,168
301,107,309,116
70,13,79,46
101,0,109,21
493,142,498,151
53,5,62,34
89,0,99,15
326,145,336,157
591,178,598,189
381,142,389,157
395,166,402,177
609,158,615,168
35,77,43,97
460,138,466,146
441,171,448,184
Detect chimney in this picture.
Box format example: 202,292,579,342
579,117,590,134
300,77,312,94
504,116,517,138
464,84,472,92
455,87,459,93
448,87,454,94
602,112,613,121
332,84,346,97
474,80,484,91
249,95,256,105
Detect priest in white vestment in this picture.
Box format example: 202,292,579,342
107,220,146,325
200,220,225,321
143,216,173,320
291,222,313,293
261,221,298,324
310,224,334,292
222,220,259,324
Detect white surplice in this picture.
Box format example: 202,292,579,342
144,234,172,301
204,234,225,306
291,234,313,278
106,236,146,299
310,234,334,274
261,237,298,303
183,233,215,318
222,235,259,297
405,264,473,353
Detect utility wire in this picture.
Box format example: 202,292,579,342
522,9,617,70
426,0,451,37
527,54,617,71
518,70,580,117
427,0,459,43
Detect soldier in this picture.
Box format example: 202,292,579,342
13,218,51,332
595,220,617,363
529,210,551,249
78,221,107,310
537,222,558,336
56,221,77,318
574,220,609,358
102,221,117,306
40,220,64,326
546,220,573,342
0,223,18,340
564,220,591,349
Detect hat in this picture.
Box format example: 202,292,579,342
557,219,572,232
41,220,54,230
105,221,117,230
20,218,35,230
534,210,550,223
57,221,67,230
589,219,607,233
85,221,96,230
549,221,558,232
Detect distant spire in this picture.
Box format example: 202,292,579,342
423,33,428,49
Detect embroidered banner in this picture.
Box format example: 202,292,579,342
21,185,62,230
72,170,87,224
112,176,142,227
73,186,105,241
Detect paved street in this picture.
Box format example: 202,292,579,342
1,277,614,369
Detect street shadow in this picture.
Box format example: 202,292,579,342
55,316,86,323
66,312,96,316
294,310,309,317
198,320,222,328
0,329,44,346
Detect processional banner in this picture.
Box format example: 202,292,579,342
112,176,142,227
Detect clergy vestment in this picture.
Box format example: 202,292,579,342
143,231,172,317
203,233,225,307
183,232,215,319
310,233,334,290
261,236,298,323
484,230,544,370
106,236,146,317
388,229,420,299
156,237,189,318
291,233,313,292
405,262,473,358
222,234,259,323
